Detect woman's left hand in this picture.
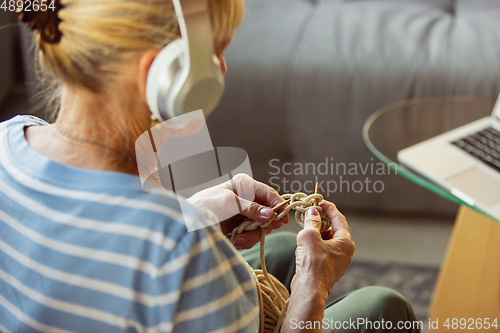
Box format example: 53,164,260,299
187,174,289,250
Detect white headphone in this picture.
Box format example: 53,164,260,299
146,0,225,122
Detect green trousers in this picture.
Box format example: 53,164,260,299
240,231,421,333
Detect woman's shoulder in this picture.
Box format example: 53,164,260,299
0,114,228,254
0,114,221,238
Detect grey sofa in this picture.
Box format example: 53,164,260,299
207,0,500,216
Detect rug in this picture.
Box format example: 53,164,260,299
327,261,440,322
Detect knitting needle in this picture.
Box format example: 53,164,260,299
273,198,290,212
314,182,320,207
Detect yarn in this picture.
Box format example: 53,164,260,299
231,186,331,333
230,192,330,243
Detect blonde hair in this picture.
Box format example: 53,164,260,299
33,0,244,112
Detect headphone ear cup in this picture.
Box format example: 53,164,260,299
145,39,184,122
169,61,224,119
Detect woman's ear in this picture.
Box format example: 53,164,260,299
219,55,227,76
138,48,163,103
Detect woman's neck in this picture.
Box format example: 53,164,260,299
25,85,151,175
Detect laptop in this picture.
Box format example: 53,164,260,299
398,94,500,221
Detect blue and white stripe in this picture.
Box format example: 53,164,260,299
0,116,259,333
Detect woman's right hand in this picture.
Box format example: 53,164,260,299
291,201,355,299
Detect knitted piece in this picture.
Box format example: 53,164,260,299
230,192,330,243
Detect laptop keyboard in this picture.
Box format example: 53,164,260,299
452,127,500,173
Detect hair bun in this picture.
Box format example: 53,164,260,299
16,0,63,44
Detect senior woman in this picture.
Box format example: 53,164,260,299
0,0,420,332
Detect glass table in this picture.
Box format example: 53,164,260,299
363,96,500,330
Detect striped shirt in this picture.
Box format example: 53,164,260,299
0,115,259,333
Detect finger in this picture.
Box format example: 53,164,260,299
253,180,284,208
303,207,322,232
232,174,286,216
319,201,351,239
230,174,255,201
290,274,297,292
238,197,275,222
252,182,290,223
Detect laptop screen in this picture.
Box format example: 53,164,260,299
494,93,500,121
